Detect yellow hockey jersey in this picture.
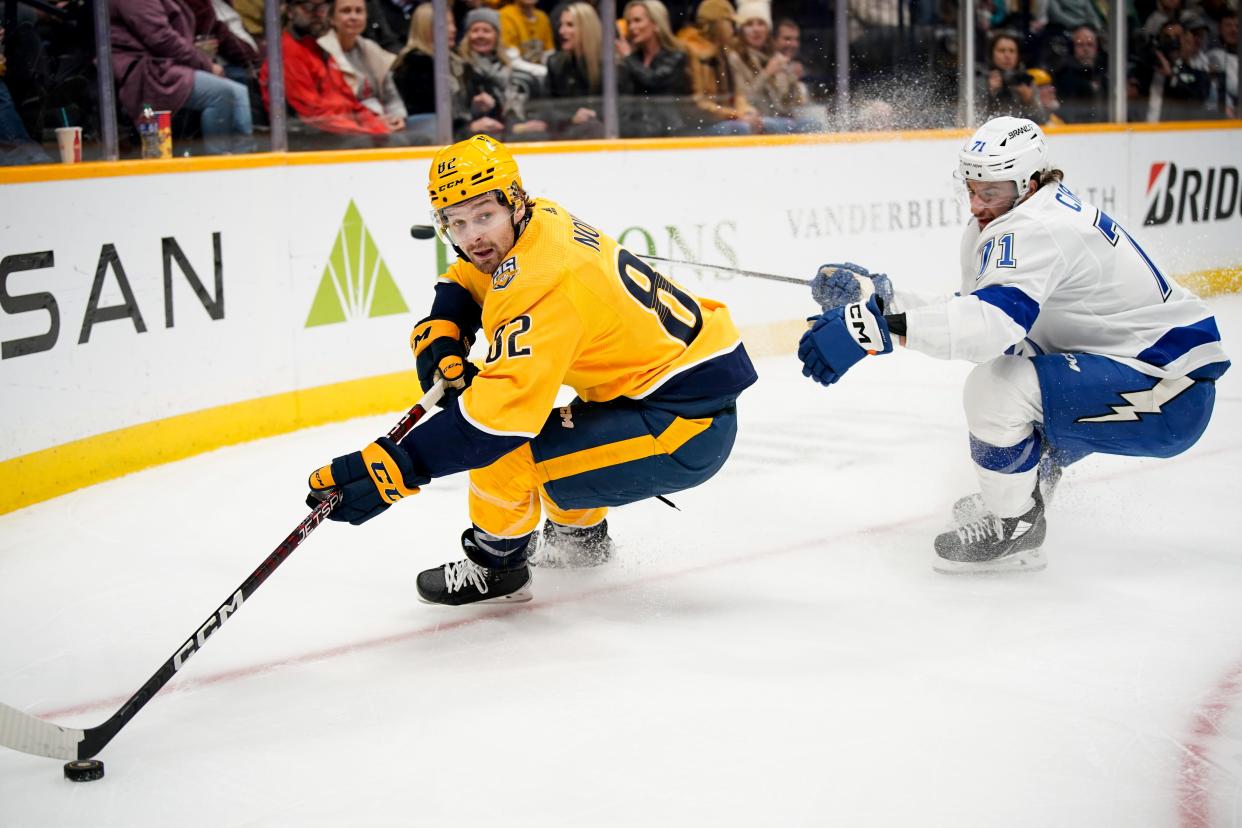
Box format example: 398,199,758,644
441,199,750,439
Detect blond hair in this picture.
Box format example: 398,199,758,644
623,0,684,54
401,2,434,58
561,3,603,90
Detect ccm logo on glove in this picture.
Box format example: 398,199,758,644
847,303,884,354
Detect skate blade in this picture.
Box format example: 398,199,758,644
477,587,534,604
933,548,1046,575
416,588,534,606
416,580,535,606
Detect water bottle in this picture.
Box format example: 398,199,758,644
138,105,161,159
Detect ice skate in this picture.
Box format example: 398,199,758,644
528,519,614,568
934,493,1047,574
416,530,533,605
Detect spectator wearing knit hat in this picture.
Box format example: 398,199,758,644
727,0,817,132
1026,67,1065,124
458,6,550,139
679,0,761,134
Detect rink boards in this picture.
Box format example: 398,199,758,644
1,123,1239,511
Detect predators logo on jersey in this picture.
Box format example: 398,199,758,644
439,199,748,439
492,257,519,291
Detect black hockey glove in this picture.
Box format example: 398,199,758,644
410,317,478,407
306,437,427,525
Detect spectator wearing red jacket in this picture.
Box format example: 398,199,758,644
260,0,407,147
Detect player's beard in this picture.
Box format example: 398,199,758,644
464,223,517,275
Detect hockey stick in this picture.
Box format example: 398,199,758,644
412,223,809,288
638,255,809,287
0,380,446,762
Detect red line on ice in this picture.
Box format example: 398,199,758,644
1178,660,1242,828
28,440,1242,826
36,515,927,722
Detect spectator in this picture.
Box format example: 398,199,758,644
1199,0,1231,40
259,0,409,147
458,7,549,139
362,0,416,53
318,0,408,128
773,18,810,99
1027,67,1065,122
111,0,254,154
213,0,264,57
231,0,266,41
500,0,554,63
1053,25,1107,121
680,0,761,134
391,3,469,140
616,0,691,137
727,1,815,133
1,76,51,164
1206,10,1236,116
1037,0,1106,68
4,2,101,153
1135,20,1213,121
1045,0,1105,38
183,0,261,81
544,3,604,138
980,30,1048,122
1142,0,1182,37
1182,12,1214,65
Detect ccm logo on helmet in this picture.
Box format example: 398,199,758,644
437,178,464,192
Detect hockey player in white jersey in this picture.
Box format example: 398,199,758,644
797,116,1230,573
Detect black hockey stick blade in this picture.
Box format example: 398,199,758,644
639,254,809,286
0,380,446,761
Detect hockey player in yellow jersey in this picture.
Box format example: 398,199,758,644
307,134,757,606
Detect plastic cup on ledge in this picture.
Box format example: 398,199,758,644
55,127,82,163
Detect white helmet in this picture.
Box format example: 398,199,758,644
957,117,1049,198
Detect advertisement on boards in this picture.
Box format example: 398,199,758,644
3,127,1239,463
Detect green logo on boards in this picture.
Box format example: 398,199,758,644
306,200,409,327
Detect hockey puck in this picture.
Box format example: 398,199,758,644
63,759,105,782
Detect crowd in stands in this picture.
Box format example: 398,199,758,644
0,0,1236,162
973,0,1236,123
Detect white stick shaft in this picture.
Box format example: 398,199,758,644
0,701,83,760
638,255,808,286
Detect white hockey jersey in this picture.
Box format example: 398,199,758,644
897,182,1229,379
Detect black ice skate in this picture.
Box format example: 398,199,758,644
528,519,614,568
934,492,1047,574
416,531,532,606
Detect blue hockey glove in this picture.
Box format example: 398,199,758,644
810,262,895,311
798,295,894,387
306,437,429,525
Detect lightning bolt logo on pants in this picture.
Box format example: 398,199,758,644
1076,376,1195,423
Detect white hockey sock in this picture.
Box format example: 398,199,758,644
976,465,1038,518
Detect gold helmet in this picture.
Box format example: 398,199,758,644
428,134,523,212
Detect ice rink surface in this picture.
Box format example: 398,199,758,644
2,296,1241,828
